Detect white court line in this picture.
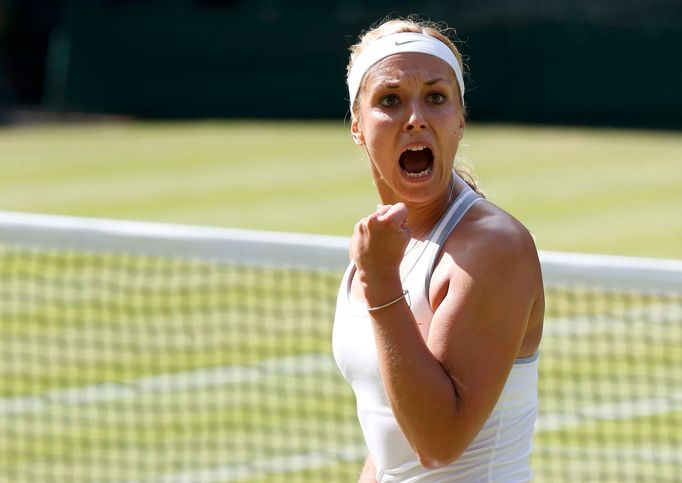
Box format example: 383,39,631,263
8,307,676,415
1,350,680,481
0,353,336,416
2,306,677,411
542,302,681,337
138,441,682,483
137,393,682,483
136,445,369,483
535,390,682,432
534,445,682,465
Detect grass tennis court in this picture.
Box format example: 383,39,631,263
0,121,680,481
1,245,680,482
0,121,680,259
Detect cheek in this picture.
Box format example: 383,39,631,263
435,127,461,162
434,110,463,143
370,108,397,126
363,112,397,146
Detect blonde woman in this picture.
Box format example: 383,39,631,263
332,17,544,482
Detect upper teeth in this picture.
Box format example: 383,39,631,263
407,146,426,151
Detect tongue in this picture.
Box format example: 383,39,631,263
400,149,432,173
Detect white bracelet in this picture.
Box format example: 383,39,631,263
367,290,409,313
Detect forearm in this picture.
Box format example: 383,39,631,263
352,207,487,466
368,297,468,464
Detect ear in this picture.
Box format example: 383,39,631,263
351,117,365,146
456,114,466,140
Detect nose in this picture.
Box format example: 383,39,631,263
403,101,427,132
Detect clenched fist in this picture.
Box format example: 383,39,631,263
350,203,411,288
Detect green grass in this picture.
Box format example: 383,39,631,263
0,122,680,481
0,121,680,259
0,247,680,482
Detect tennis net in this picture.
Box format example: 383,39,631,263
0,211,680,482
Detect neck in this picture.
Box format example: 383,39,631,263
378,176,458,239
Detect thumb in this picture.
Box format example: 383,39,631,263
375,203,392,216
377,202,408,230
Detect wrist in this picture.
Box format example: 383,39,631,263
357,269,403,308
367,290,409,313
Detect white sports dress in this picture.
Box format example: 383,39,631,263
332,176,539,482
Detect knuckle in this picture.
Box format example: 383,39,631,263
355,218,370,235
367,214,381,226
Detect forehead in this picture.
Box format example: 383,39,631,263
364,52,456,86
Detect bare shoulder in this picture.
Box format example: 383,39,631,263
444,199,538,271
430,199,542,311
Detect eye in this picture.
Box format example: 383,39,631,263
379,94,400,107
428,92,447,104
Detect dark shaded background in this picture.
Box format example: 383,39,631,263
1,0,681,127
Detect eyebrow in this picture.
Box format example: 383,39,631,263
425,77,450,86
383,77,451,89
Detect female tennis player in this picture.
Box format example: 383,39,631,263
332,17,544,482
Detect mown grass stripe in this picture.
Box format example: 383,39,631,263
535,390,682,432
130,395,682,483
133,445,368,483
542,302,681,337
534,445,682,465
0,353,335,416
2,350,677,481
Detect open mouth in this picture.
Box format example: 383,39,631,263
399,146,434,178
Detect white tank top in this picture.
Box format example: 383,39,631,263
332,176,539,482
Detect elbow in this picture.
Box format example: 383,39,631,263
415,445,463,470
417,453,455,470
417,454,446,470
410,414,469,469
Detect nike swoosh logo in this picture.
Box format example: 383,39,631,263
394,40,420,46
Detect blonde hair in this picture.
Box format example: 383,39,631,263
347,16,483,196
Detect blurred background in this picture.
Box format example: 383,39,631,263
2,0,681,124
0,0,681,258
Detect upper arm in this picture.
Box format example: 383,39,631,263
425,215,541,445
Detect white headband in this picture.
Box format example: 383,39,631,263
347,32,465,112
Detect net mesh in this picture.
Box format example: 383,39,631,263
0,215,680,482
